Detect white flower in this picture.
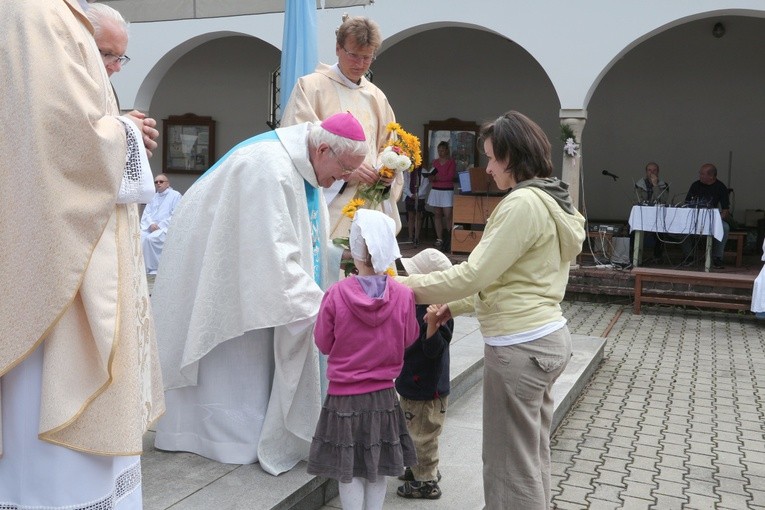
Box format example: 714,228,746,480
563,137,579,157
395,155,412,171
381,146,412,172
381,147,399,168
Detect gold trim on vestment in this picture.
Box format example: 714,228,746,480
39,208,123,444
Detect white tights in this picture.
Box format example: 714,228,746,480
338,476,387,510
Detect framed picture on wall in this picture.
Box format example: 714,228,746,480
163,113,216,173
423,118,480,174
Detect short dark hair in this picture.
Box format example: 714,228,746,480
437,141,449,150
479,111,553,183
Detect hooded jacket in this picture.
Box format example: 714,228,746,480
400,178,586,338
396,304,454,400
314,275,419,395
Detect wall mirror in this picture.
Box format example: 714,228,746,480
163,113,216,173
423,118,480,174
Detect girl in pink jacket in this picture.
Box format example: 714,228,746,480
307,210,419,510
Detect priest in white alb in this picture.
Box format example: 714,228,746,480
151,112,368,475
140,173,182,274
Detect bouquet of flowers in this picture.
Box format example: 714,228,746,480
334,122,422,275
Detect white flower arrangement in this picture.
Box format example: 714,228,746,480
380,145,412,172
563,137,579,158
560,123,579,158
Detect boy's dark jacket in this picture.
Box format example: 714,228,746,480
396,304,454,400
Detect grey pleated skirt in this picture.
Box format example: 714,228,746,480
307,387,417,483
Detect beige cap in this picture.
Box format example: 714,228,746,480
401,248,453,275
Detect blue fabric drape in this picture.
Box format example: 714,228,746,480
280,0,318,108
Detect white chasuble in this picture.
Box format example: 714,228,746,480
152,123,340,475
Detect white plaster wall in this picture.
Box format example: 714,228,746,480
113,0,765,220
148,36,280,193
114,0,765,110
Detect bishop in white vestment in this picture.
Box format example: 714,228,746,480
151,114,368,475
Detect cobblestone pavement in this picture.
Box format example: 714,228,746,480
553,302,765,509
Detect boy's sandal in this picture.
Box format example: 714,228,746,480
396,481,442,500
398,467,441,482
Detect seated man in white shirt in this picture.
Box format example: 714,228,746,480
141,174,182,274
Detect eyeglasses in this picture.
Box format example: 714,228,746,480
328,148,356,176
154,180,167,184
99,49,130,66
341,47,375,64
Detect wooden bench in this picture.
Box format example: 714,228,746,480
724,231,746,267
632,267,755,314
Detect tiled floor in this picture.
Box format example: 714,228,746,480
552,302,765,509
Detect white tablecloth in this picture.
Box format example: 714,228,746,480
628,206,724,241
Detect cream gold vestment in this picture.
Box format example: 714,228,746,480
0,0,164,456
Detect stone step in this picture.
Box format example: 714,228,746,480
140,317,605,510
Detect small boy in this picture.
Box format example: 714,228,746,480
396,248,454,500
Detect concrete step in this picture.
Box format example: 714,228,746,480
141,316,605,510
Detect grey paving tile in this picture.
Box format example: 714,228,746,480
621,480,658,500
685,492,721,509
686,441,715,457
685,464,716,483
657,453,687,471
748,488,765,508
713,475,750,496
564,470,598,489
569,458,602,475
587,482,623,503
625,467,656,485
649,493,687,509
658,443,688,459
554,500,589,510
715,491,753,509
604,445,634,461
553,437,583,453
594,469,627,488
656,465,688,484
632,444,661,460
653,479,688,498
586,497,622,510
618,495,653,509
685,477,718,496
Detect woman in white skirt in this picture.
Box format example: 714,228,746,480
426,141,457,249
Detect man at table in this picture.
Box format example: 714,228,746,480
634,162,669,262
635,162,669,205
681,163,730,268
